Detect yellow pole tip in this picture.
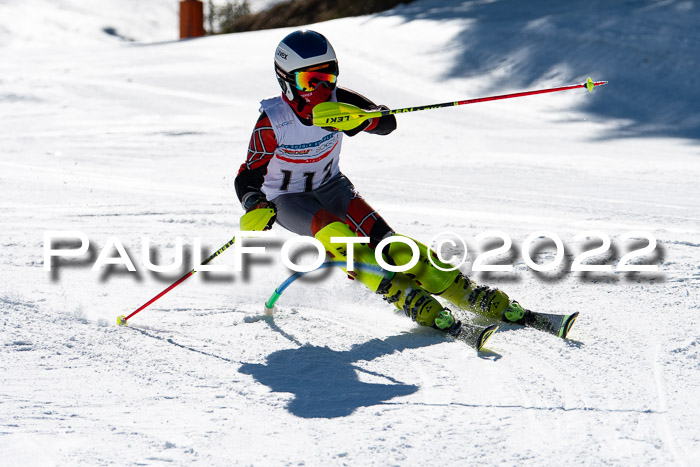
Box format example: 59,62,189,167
117,315,127,326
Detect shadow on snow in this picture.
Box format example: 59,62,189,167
238,324,444,419
383,0,700,141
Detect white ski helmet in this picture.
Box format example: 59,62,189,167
274,30,339,102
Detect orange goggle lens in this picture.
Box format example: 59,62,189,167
294,70,337,92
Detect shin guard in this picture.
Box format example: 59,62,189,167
315,222,449,329
386,235,460,294
314,221,386,292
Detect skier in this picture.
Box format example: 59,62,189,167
235,30,572,343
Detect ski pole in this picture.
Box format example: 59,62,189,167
116,236,237,326
313,77,607,131
264,261,388,312
116,208,276,326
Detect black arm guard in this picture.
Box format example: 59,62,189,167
235,164,268,206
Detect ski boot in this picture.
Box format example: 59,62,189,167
437,273,511,320
438,273,578,339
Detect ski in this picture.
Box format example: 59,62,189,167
519,311,579,339
450,321,499,351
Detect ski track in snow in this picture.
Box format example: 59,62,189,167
2,0,700,465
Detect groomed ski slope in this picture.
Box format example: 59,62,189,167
1,0,699,465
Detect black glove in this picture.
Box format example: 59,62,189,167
241,191,277,230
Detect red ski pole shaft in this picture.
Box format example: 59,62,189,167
381,78,608,117
453,81,606,106
122,271,194,322
117,236,237,325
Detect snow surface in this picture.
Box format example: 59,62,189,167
2,0,700,465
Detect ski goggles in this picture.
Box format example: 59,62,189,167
293,63,338,92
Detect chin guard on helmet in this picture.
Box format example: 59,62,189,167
280,78,296,102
